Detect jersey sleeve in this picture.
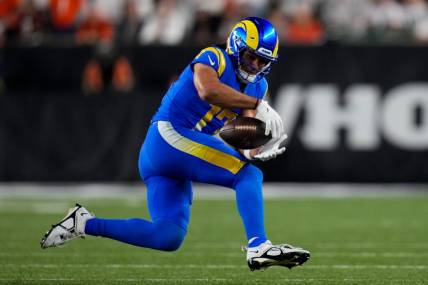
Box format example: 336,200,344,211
191,47,227,77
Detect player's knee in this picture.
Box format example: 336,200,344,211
248,164,263,182
154,220,186,251
237,164,263,183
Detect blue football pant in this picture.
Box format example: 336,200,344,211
85,121,267,250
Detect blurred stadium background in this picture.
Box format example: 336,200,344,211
1,0,428,284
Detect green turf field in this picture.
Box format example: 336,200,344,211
0,195,427,284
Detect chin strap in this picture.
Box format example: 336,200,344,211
237,68,258,84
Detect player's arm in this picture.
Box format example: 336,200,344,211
193,63,259,110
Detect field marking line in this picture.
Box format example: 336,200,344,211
315,242,428,249
1,264,428,270
2,251,428,258
3,241,428,248
0,278,426,283
310,265,428,269
0,278,75,281
186,241,428,248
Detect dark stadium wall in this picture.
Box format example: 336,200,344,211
1,46,428,182
0,95,161,181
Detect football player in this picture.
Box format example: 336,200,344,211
41,17,310,271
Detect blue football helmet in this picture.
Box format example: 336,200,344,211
226,16,279,84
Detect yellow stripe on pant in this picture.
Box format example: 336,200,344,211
158,121,245,175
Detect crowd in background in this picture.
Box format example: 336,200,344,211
2,0,428,96
2,0,428,48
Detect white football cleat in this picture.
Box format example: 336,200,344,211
244,241,310,271
40,203,94,249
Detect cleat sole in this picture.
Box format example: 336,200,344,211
248,250,311,271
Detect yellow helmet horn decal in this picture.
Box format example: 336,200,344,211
241,20,259,50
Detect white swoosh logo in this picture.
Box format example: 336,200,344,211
208,55,215,66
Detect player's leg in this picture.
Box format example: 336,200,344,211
84,176,191,251
41,122,193,251
41,176,191,251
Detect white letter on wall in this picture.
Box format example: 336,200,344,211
382,83,428,150
301,84,380,150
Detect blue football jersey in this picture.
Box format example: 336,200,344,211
151,46,268,135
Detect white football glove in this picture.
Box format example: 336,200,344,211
255,100,284,139
254,134,287,161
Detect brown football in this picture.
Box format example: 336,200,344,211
219,117,272,149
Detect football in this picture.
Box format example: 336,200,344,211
219,117,272,149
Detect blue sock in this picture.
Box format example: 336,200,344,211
85,218,186,251
233,164,268,244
